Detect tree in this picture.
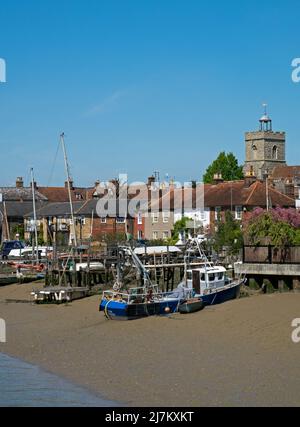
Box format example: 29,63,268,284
203,152,244,184
245,207,300,247
170,217,192,244
213,211,243,255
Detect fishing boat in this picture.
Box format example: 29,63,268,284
178,297,204,314
99,246,190,320
176,240,245,307
183,265,243,306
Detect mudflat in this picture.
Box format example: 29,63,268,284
0,283,300,407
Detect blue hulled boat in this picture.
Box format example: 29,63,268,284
100,287,182,320
99,246,190,320
182,264,243,306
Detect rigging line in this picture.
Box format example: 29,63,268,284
46,140,61,187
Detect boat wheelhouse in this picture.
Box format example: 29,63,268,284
184,265,242,306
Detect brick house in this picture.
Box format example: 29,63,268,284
204,177,295,231
144,177,295,241
269,165,300,201
0,177,47,242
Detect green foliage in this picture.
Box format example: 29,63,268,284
246,212,300,248
203,152,244,184
11,224,24,240
103,232,127,244
147,238,168,246
213,211,243,255
170,217,192,244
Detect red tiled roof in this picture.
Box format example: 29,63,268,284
150,180,295,211
37,186,94,202
205,180,295,208
270,165,300,179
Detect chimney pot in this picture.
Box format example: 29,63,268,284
16,177,24,188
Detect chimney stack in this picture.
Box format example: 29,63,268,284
16,177,24,188
213,173,224,185
147,176,156,188
65,180,74,190
244,171,257,187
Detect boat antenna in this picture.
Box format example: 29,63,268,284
30,167,39,265
60,133,78,249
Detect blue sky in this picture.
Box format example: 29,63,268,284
1,0,300,187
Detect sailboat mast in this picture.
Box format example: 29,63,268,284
30,168,39,264
60,133,78,248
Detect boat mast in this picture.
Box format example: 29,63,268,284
60,133,78,249
3,201,10,240
30,168,39,265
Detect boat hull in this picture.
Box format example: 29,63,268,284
199,283,241,306
179,298,204,314
100,298,180,320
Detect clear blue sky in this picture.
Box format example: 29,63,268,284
1,0,300,187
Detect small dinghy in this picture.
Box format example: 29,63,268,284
178,298,204,314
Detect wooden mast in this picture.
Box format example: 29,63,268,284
60,133,77,249
30,167,39,264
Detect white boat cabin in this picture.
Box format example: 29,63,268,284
186,266,227,295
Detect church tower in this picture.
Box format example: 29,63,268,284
243,105,286,180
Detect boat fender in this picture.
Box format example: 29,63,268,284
104,300,113,320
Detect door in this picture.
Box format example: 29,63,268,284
192,270,201,294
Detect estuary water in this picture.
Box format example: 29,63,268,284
0,352,118,407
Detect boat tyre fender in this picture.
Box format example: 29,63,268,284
104,300,113,320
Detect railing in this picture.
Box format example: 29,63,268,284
102,287,184,304
243,245,300,264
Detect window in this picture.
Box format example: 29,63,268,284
138,230,143,240
163,231,169,240
137,212,143,225
162,212,169,223
218,272,224,281
235,206,243,220
200,273,205,282
252,145,257,160
209,274,215,282
116,217,126,224
152,213,159,223
101,217,107,224
272,145,278,160
215,207,221,220
153,231,158,240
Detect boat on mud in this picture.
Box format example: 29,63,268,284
99,246,191,320
178,297,204,314
176,240,245,306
